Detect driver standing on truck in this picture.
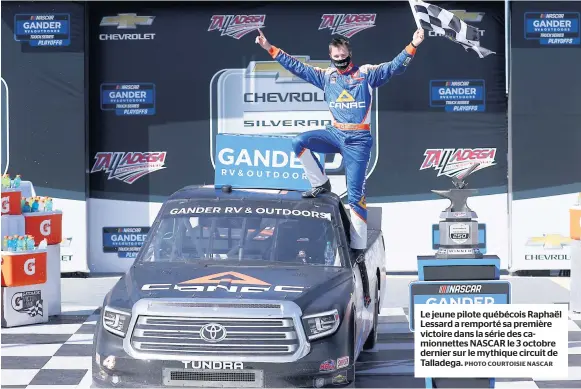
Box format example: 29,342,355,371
256,30,424,307
255,29,424,255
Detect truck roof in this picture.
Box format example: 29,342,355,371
167,185,343,208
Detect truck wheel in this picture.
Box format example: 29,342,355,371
362,285,379,350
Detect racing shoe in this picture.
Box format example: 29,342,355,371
302,179,331,198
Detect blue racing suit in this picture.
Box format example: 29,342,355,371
268,44,416,249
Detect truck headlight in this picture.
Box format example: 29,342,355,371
102,306,131,337
302,309,340,340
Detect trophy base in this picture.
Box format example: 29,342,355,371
435,247,484,259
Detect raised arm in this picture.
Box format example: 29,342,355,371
256,29,326,90
362,29,425,89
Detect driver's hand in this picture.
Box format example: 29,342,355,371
255,29,272,51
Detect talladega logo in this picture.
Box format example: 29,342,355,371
420,148,496,178
91,152,167,184
208,15,265,39
318,14,377,37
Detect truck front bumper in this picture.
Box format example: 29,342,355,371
92,318,355,388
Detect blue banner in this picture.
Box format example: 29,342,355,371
102,227,150,259
100,83,156,116
14,13,71,47
409,280,511,331
214,134,325,191
430,80,486,112
524,12,580,45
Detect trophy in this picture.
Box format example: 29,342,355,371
432,163,483,259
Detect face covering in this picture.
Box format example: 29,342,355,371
332,56,351,71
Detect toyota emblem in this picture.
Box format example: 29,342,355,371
199,323,227,343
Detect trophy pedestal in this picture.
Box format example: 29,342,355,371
414,255,503,389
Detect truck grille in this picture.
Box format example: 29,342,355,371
130,316,300,357
162,368,264,387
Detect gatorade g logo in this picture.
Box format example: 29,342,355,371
24,258,36,275
12,293,25,310
40,219,51,236
1,197,9,213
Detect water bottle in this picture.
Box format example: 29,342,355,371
324,241,335,265
31,198,39,212
2,236,8,251
45,197,53,211
22,200,31,213
2,174,10,188
13,175,21,188
10,235,19,251
26,235,35,251
16,237,25,252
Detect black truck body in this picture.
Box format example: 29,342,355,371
92,186,386,388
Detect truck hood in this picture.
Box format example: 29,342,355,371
123,261,352,307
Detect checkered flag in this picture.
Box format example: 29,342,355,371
24,299,43,317
408,0,495,58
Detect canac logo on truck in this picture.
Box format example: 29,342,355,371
142,271,305,293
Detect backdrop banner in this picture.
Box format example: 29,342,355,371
88,1,507,272
1,1,89,273
509,1,581,271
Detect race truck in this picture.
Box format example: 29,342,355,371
92,185,386,388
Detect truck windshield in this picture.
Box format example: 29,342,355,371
139,199,344,267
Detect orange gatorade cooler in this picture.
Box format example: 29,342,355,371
24,211,63,245
571,193,581,240
1,249,47,287
1,189,22,215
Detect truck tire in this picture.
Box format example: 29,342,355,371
362,285,379,350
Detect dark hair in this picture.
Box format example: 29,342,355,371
329,37,351,54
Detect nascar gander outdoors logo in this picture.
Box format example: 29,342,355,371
420,148,496,178
208,15,265,39
319,14,376,37
90,152,167,184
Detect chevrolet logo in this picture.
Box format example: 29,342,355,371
449,10,485,23
526,234,573,249
100,14,155,29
